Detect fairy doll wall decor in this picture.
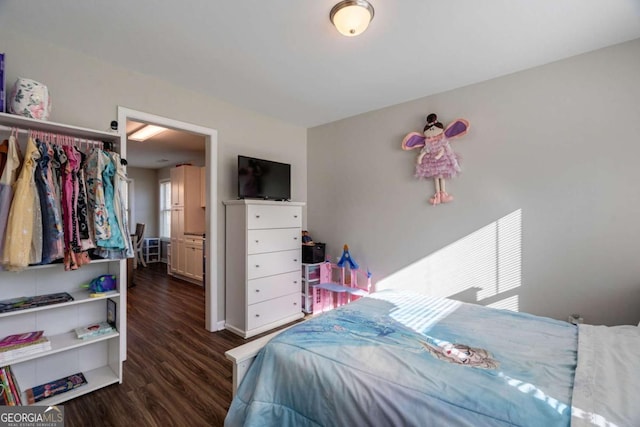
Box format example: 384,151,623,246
402,113,470,205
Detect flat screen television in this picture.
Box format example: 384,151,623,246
238,155,291,201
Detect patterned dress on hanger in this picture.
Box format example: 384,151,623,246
97,152,125,250
77,148,96,251
85,148,111,243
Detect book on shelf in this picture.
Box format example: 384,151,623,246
0,365,22,406
0,292,74,314
5,366,22,406
74,321,114,340
0,331,44,348
26,372,87,404
107,299,117,327
0,337,52,363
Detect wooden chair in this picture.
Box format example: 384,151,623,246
134,223,146,268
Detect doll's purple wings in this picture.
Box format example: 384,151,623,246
444,119,470,139
401,132,426,150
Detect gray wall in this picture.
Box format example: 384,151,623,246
127,167,159,238
0,30,308,323
308,39,640,326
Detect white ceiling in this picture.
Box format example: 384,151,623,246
1,1,639,129
125,121,205,169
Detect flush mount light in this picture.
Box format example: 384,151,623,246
128,124,168,141
330,0,375,37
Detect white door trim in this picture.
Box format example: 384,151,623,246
117,107,220,343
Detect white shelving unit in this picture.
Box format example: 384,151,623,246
143,237,160,264
0,112,125,405
301,262,322,314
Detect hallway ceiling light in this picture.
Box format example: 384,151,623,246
330,0,375,37
129,124,168,141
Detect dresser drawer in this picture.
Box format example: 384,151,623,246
247,228,301,254
247,249,300,280
247,205,302,229
247,292,301,330
247,271,300,305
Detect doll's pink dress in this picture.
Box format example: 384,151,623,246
414,136,460,179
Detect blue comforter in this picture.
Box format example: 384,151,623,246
226,290,577,426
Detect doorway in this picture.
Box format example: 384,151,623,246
117,107,219,356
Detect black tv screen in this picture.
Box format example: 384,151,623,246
238,155,291,201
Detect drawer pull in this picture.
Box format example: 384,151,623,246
255,240,259,243
255,215,260,219
255,314,260,317
294,215,298,218
255,289,260,293
293,237,298,240
293,302,297,306
255,264,260,268
294,281,298,284
293,259,298,262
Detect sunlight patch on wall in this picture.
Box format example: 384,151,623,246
377,209,522,311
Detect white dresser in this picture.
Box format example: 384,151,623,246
224,200,305,338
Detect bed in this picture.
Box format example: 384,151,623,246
224,289,640,426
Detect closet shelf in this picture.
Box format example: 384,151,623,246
20,257,114,271
0,112,119,141
2,331,119,366
24,365,120,407
0,290,120,319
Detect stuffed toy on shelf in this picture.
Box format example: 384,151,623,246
402,113,470,205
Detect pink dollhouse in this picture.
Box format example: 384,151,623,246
312,245,371,314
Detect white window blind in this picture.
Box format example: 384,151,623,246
159,180,171,239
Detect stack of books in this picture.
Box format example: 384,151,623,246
0,365,22,405
74,321,115,340
0,331,51,363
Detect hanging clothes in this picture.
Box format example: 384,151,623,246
76,148,95,252
34,140,64,264
85,148,111,243
3,136,42,271
60,144,91,270
0,139,8,179
92,150,132,260
46,143,65,260
97,152,124,250
0,134,22,266
111,151,133,258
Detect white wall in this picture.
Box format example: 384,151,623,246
127,167,159,238
308,39,640,326
0,30,308,323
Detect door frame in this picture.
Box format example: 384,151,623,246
117,107,219,339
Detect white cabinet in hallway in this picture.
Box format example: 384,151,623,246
169,165,205,284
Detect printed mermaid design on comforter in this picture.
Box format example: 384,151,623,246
226,290,578,426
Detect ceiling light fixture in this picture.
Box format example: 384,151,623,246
330,0,374,37
128,124,168,141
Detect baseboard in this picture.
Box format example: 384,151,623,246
217,320,226,331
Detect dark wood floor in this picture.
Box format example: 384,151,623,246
63,263,258,427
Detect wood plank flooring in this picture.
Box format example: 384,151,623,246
63,263,271,427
